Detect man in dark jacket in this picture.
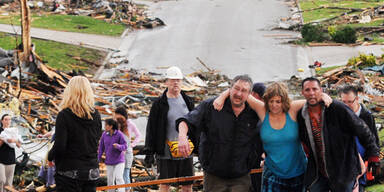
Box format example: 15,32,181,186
339,84,379,192
144,66,195,192
297,77,380,192
177,75,261,192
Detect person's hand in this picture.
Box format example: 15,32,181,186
213,89,229,111
37,134,43,138
213,97,225,111
260,160,264,168
144,155,154,168
48,161,55,167
260,153,265,168
113,143,119,149
321,93,332,107
178,135,191,157
368,156,381,177
6,138,16,143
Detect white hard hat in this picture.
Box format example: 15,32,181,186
165,66,183,79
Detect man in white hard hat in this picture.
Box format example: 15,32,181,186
144,66,196,192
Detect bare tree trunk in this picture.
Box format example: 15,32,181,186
19,0,31,63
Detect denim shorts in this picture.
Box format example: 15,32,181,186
261,166,304,192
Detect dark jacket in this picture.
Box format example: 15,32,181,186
48,108,102,172
359,104,379,149
298,100,379,191
176,98,261,179
145,90,195,155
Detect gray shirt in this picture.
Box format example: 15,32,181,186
158,95,190,159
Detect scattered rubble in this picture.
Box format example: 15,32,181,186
0,44,231,191
276,0,303,31
0,0,165,30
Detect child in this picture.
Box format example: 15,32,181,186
116,116,133,192
98,119,127,192
114,107,140,192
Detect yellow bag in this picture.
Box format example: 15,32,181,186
167,139,194,158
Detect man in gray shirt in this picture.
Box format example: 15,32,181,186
145,66,195,192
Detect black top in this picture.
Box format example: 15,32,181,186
176,97,261,179
0,127,16,165
48,108,102,172
359,104,379,150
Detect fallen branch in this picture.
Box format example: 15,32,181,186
66,53,101,67
196,57,213,72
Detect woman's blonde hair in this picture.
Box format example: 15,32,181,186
60,76,95,119
263,82,291,113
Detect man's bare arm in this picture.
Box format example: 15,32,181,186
178,121,191,157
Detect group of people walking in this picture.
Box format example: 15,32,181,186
0,65,381,192
145,66,380,192
98,105,141,192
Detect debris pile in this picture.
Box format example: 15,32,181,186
1,57,230,129
0,0,165,30
0,48,230,191
278,0,303,30
90,0,165,29
312,53,384,125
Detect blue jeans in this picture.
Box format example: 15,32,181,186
123,168,131,191
309,175,355,192
38,165,56,186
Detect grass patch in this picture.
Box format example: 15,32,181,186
0,32,106,72
343,18,384,28
358,33,384,43
302,8,348,23
366,184,384,192
0,14,126,36
315,65,343,76
300,0,384,23
377,125,384,150
300,0,384,10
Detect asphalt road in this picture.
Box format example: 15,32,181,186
120,0,302,82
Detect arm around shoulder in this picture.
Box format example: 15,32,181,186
247,95,266,121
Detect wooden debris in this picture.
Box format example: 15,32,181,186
196,57,213,72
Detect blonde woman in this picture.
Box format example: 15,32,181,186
48,76,102,192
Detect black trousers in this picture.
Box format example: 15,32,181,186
250,172,262,192
55,174,97,192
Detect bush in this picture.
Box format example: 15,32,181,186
347,53,376,68
331,26,357,44
328,26,336,38
301,24,326,42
